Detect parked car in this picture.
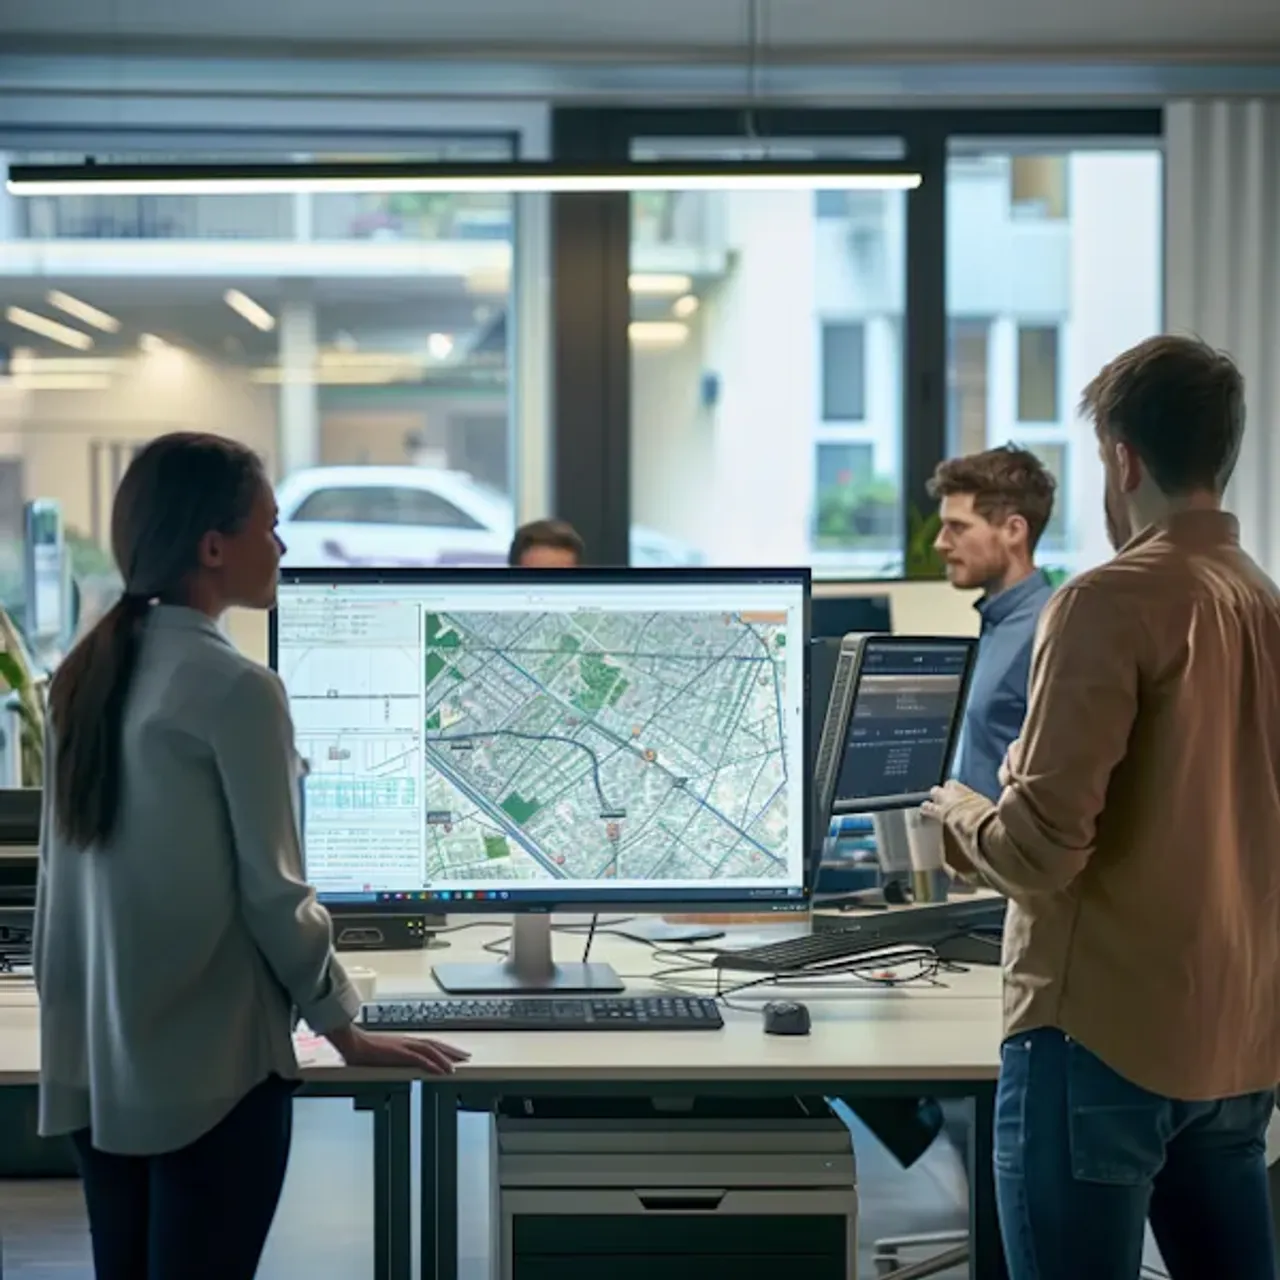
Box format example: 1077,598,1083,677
275,466,702,568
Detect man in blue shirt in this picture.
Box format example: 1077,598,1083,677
929,446,1058,800
840,448,1058,1175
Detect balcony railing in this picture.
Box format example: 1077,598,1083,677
16,192,516,243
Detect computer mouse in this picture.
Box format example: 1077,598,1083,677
762,1000,811,1036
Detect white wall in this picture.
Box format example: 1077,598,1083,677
1063,152,1163,569
0,349,278,540
630,311,714,552
631,191,817,566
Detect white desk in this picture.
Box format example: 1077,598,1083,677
356,920,1007,1280
0,919,1008,1280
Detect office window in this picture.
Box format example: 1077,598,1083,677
1010,155,1069,219
1016,325,1061,424
812,443,897,552
821,321,867,422
1017,441,1069,553
947,319,992,458
0,137,545,784
946,143,1162,574
629,139,905,576
814,190,848,219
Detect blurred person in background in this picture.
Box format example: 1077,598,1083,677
509,519,585,568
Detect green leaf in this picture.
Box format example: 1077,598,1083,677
905,505,946,580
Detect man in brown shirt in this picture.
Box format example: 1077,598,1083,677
924,335,1280,1280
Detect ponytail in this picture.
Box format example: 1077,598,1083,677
48,593,149,848
47,431,265,847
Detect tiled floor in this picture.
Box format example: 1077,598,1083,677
0,1097,971,1279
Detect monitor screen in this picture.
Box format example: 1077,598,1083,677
830,637,975,813
810,592,891,639
271,568,810,912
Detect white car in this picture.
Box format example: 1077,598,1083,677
275,466,702,568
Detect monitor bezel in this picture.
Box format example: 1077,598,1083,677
825,633,978,817
270,565,812,916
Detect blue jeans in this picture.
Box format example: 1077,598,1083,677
995,1027,1276,1280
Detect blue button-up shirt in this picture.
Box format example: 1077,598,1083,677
952,569,1056,801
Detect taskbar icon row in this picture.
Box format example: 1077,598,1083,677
374,889,509,905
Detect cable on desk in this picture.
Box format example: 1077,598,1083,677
643,947,946,1015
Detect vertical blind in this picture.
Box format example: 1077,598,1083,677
1165,99,1280,575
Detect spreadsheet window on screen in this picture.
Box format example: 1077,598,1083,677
274,577,807,908
833,640,971,812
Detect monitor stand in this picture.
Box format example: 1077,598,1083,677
432,914,625,995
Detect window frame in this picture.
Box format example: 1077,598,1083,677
0,100,553,813
549,106,1163,571
1014,321,1065,426
819,319,870,424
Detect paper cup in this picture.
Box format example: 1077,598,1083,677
905,809,949,903
345,965,378,1006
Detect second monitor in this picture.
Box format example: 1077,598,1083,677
813,634,977,821
271,567,812,993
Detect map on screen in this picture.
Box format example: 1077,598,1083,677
275,580,805,899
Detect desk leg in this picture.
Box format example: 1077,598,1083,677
969,1084,1008,1280
435,1088,459,1280
388,1086,412,1280
368,1091,391,1280
419,1085,460,1280
420,1088,438,1280
362,1086,412,1280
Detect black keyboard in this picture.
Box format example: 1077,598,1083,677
361,995,725,1032
712,931,930,974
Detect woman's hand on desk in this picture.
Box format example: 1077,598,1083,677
324,1024,470,1075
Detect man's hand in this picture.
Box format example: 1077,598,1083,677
920,780,975,824
921,782,983,877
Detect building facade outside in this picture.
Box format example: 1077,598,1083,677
630,147,1164,577
0,145,1164,635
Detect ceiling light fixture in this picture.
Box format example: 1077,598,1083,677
629,273,694,296
672,294,701,319
6,161,922,198
4,306,93,351
427,333,455,360
223,288,276,332
12,374,112,393
629,321,690,347
46,290,121,333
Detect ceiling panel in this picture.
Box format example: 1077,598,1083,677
1,0,1279,53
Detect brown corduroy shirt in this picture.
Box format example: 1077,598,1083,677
939,510,1280,1100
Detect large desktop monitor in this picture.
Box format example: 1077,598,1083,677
271,566,811,992
813,634,977,821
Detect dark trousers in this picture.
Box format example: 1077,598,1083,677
71,1075,294,1280
996,1027,1276,1280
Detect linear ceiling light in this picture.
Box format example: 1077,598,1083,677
629,321,690,346
223,288,276,332
4,306,94,350
629,273,694,295
6,161,922,197
46,290,121,333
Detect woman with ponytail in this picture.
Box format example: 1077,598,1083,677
34,433,466,1280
